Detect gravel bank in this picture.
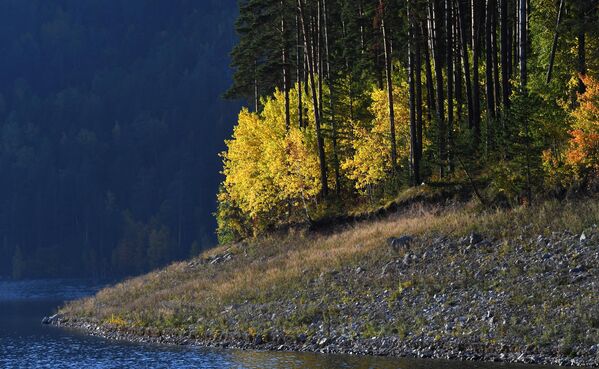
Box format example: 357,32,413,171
48,225,599,367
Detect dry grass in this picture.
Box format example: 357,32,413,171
61,198,599,331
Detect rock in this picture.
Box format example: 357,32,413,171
387,236,413,252
208,250,234,265
42,313,61,325
469,232,484,246
541,252,553,260
355,267,366,274
580,232,586,242
569,266,586,274
402,253,413,266
381,262,394,276
478,240,493,248
318,337,330,346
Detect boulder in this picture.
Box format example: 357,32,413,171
297,333,307,343
469,232,484,246
41,313,61,325
387,235,413,252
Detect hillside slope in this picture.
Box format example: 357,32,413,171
53,199,599,367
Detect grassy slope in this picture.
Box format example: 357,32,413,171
61,198,599,364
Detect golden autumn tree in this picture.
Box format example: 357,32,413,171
220,87,321,234
342,84,411,194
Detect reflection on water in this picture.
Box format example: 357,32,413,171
0,279,570,369
230,350,557,369
0,278,102,301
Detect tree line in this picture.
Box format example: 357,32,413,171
218,0,598,241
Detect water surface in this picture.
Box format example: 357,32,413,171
0,279,569,368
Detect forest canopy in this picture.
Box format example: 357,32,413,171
218,0,599,242
0,0,240,278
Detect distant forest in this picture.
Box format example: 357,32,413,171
1,0,240,279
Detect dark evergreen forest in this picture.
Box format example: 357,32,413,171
0,0,240,278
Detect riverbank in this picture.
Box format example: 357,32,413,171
52,199,599,367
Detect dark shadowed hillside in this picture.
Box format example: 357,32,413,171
0,0,240,278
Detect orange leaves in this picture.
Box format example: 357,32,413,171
564,75,599,179
572,75,599,124
565,129,599,170
542,75,599,187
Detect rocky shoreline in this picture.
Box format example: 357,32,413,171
46,314,597,367
48,213,599,368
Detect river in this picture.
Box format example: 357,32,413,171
0,279,573,369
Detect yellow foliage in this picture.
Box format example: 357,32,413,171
342,84,411,192
105,314,127,327
222,87,321,221
222,108,277,217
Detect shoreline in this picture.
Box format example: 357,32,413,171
51,201,599,369
48,316,598,367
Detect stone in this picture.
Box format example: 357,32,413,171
541,253,553,260
381,262,394,276
569,266,586,274
469,232,484,246
580,232,587,242
387,236,413,252
297,333,307,343
536,235,550,246
41,313,61,325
